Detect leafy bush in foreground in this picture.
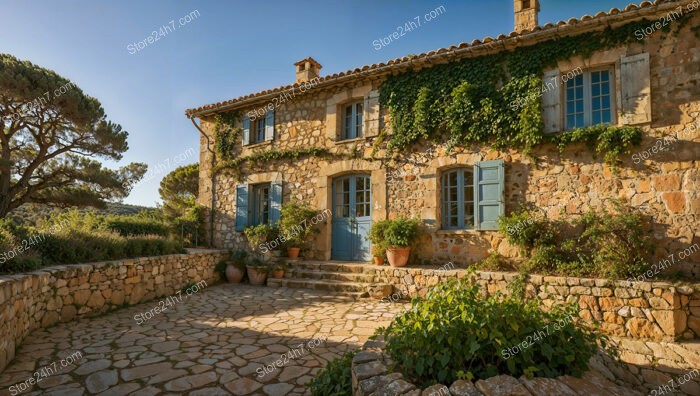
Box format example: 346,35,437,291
378,276,602,386
308,350,356,396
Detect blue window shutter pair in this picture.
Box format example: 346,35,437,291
269,181,282,224
265,110,275,141
242,117,250,146
235,185,249,231
474,159,505,231
234,182,283,231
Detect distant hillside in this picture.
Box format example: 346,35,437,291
8,203,158,225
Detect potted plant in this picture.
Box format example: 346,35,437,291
368,220,390,266
279,201,321,260
246,257,269,286
224,250,247,283
244,224,279,260
272,260,287,279
384,218,421,267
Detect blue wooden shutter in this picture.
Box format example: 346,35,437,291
269,181,282,224
264,110,275,141
474,160,505,231
242,116,250,145
235,184,249,231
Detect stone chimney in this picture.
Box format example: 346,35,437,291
514,0,539,32
294,57,322,84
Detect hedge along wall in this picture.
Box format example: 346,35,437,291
372,267,700,342
0,250,228,374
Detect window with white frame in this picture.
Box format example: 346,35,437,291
565,68,614,129
341,101,363,139
251,183,271,226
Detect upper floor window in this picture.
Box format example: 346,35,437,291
441,168,474,230
342,101,363,140
252,117,266,144
565,68,613,129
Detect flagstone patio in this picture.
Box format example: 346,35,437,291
0,284,406,396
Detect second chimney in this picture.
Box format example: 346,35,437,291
294,57,322,84
514,0,539,32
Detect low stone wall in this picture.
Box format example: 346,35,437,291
372,267,700,341
0,249,228,373
351,338,645,396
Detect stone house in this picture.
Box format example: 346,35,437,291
186,0,700,278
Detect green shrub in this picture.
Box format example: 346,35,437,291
367,220,391,258
279,201,320,249
498,203,651,279
244,224,279,252
308,350,356,396
378,276,602,386
384,218,421,247
471,252,513,272
103,215,169,237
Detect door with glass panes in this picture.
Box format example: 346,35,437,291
331,175,371,261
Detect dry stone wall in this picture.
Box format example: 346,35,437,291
0,250,228,373
372,266,700,341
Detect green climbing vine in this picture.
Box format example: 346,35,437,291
213,112,241,160
378,15,692,162
214,147,341,181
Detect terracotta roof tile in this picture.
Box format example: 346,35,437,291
185,0,694,116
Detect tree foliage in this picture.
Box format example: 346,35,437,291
158,163,198,218
0,53,146,217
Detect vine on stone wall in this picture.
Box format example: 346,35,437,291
214,147,340,181
213,112,241,160
378,16,691,162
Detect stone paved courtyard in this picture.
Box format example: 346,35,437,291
0,284,407,395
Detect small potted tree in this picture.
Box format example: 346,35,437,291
246,257,269,286
224,250,247,283
368,220,390,266
279,201,320,260
384,218,421,267
272,260,287,279
244,224,278,259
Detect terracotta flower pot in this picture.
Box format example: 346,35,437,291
288,247,301,260
272,269,285,279
225,264,244,283
373,256,385,266
246,266,268,286
386,246,410,267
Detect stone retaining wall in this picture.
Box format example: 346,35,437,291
372,266,700,341
0,249,228,373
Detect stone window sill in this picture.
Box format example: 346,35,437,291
243,140,273,150
332,137,367,145
435,229,482,236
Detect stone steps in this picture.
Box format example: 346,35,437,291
284,268,376,283
266,260,391,299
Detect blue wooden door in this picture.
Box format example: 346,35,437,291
332,175,372,261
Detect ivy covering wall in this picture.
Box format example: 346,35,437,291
378,16,690,161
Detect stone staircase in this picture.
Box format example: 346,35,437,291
267,260,391,299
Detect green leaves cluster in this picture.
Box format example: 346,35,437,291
279,201,320,249
378,17,674,156
383,217,421,247
498,202,651,279
308,350,356,396
213,112,241,160
378,275,601,386
547,124,643,166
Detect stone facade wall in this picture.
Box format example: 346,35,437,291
198,10,700,278
372,266,700,342
0,250,228,374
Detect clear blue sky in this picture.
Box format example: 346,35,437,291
1,0,634,206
